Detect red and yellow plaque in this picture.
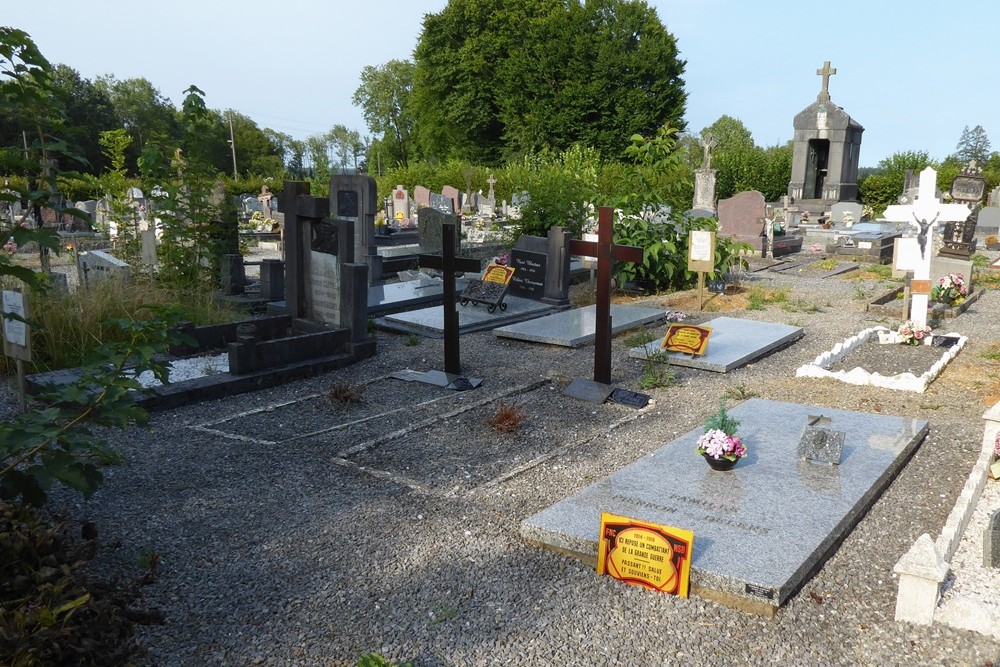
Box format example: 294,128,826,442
597,513,694,596
482,263,515,285
660,323,712,355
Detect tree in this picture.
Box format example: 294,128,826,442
327,124,365,171
96,75,178,170
353,59,415,168
411,0,686,164
50,65,117,173
954,125,991,165
701,115,754,155
225,110,283,177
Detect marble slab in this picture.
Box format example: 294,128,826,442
493,305,665,348
629,317,803,372
368,279,445,315
520,399,928,614
379,295,554,336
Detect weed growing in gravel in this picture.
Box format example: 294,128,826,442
863,263,892,279
404,333,421,347
638,351,675,390
979,344,1000,361
487,401,527,432
971,253,989,269
429,604,458,624
724,383,759,400
813,258,838,271
328,382,365,405
979,272,1000,289
367,318,377,335
853,282,874,301
746,287,788,310
357,654,414,667
782,298,823,313
623,327,655,348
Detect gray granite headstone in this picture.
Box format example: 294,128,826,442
78,250,130,287
418,207,461,255
985,509,1000,568
441,186,460,215
977,207,1000,234
521,399,929,613
428,192,454,215
830,202,863,225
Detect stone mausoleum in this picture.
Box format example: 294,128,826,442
787,61,864,209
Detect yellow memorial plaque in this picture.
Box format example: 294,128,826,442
597,512,693,596
660,323,712,355
482,263,515,285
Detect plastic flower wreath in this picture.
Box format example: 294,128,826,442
897,320,932,346
931,272,968,306
695,399,745,461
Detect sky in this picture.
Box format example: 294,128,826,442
6,0,999,168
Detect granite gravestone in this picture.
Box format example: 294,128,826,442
78,250,129,287
329,173,379,285
428,192,454,215
418,207,462,255
830,202,863,226
441,186,461,215
692,132,718,213
391,185,410,224
977,207,1000,235
413,185,431,210
717,191,766,250
507,227,572,305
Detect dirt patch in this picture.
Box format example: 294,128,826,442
825,338,948,377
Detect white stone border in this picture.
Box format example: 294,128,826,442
893,403,1000,633
795,326,967,393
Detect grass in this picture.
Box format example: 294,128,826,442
328,382,365,405
638,351,675,390
746,286,788,311
622,327,656,348
812,258,838,271
724,383,759,400
971,253,990,269
781,298,824,313
979,272,1000,289
0,274,246,377
979,344,1000,361
862,263,892,279
486,401,527,432
404,333,421,346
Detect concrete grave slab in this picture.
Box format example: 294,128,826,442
379,295,554,337
977,207,1000,234
367,279,445,315
520,399,928,615
494,305,665,348
628,317,804,372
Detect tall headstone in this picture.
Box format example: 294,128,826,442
390,185,411,224
414,185,431,209
941,163,986,258
830,202,863,226
441,186,460,215
787,61,864,204
988,185,1000,208
883,167,971,328
329,173,379,286
692,132,718,214
257,185,274,219
508,226,572,306
428,192,454,215
418,207,461,255
717,191,766,249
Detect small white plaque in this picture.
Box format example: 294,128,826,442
2,290,27,347
893,238,921,271
690,230,713,262
858,241,872,250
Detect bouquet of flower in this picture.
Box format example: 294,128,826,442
897,320,932,346
931,272,968,306
696,399,745,461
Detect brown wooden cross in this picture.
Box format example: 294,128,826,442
418,222,480,375
567,207,643,385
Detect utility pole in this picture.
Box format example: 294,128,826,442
227,111,238,180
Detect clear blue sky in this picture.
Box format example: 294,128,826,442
6,0,999,168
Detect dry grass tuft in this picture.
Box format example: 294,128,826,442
486,401,527,433
328,382,365,406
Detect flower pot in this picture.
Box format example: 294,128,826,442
703,453,738,471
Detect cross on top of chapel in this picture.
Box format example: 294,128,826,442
816,61,837,103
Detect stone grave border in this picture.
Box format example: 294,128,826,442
795,326,967,393
191,377,646,497
867,287,986,319
893,401,1000,636
770,259,859,278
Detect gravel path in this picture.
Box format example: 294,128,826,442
33,263,1000,666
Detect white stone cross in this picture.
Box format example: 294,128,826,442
486,174,497,200
816,61,837,102
699,132,718,171
883,167,970,328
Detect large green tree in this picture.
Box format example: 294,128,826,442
411,0,686,164
858,150,933,215
96,75,178,170
353,59,414,168
953,124,991,165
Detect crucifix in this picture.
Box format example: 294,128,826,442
567,207,643,387
418,222,481,375
883,167,971,328
486,174,497,200
816,60,837,102
699,132,718,171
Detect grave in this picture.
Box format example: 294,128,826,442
329,172,380,286
521,398,929,615
418,207,462,255
985,510,1000,569
78,250,129,287
628,317,803,372
494,304,665,348
830,202,863,226
379,294,553,337
390,185,411,224
718,191,802,256
691,132,718,214
825,222,901,263
413,185,430,210
441,185,460,214
508,226,573,306
428,191,454,215
978,207,1000,235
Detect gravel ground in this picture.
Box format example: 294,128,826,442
22,261,1000,666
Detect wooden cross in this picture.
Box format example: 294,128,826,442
699,132,718,171
816,61,837,102
567,207,643,385
418,222,480,375
883,167,971,328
